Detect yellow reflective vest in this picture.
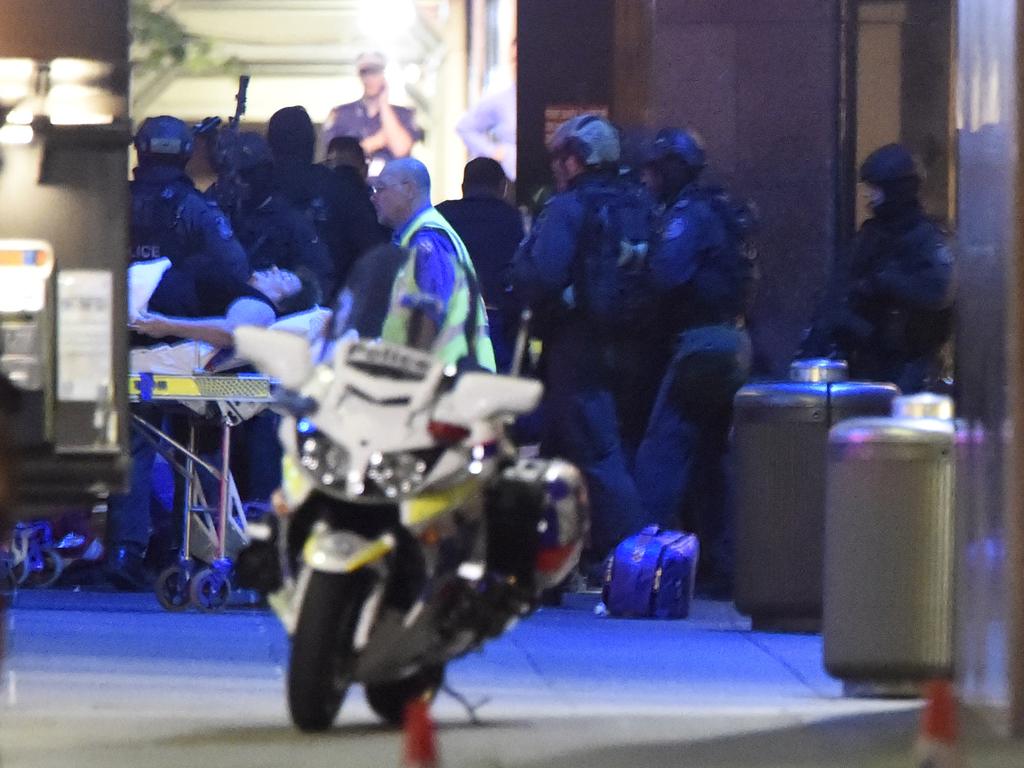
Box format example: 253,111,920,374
381,207,496,372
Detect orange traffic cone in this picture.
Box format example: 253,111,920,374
403,696,439,768
914,679,962,768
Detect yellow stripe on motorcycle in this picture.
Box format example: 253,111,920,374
301,533,396,573
341,536,395,572
402,479,480,527
281,454,313,508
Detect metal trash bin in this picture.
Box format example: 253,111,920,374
734,360,899,632
823,394,956,694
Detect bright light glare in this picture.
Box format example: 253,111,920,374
49,58,111,84
6,106,34,125
0,123,33,145
46,85,115,125
49,109,114,126
403,63,422,83
0,84,28,103
0,59,34,81
360,0,417,40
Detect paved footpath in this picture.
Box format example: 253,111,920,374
0,590,1021,767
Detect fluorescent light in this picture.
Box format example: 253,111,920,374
46,85,115,125
0,124,34,145
49,58,110,84
49,109,114,126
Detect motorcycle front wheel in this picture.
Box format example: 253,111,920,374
288,569,373,732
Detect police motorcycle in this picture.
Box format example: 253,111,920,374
233,328,588,731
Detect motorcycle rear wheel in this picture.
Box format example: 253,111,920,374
288,570,372,731
365,664,445,726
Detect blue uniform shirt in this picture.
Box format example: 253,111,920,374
394,206,457,327
320,100,424,164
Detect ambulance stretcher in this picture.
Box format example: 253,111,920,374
128,371,276,612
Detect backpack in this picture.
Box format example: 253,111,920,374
690,187,760,321
571,180,656,331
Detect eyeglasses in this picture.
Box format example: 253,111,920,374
371,180,402,195
358,67,384,77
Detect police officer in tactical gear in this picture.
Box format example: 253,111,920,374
103,117,249,590
268,105,388,298
633,128,755,600
228,132,331,293
511,115,648,568
130,115,248,283
801,143,955,392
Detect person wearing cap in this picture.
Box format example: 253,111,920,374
319,52,424,173
800,143,955,392
510,114,649,574
632,127,755,600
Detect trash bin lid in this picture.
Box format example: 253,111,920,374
892,393,955,421
734,382,828,419
828,381,901,416
790,358,849,383
829,416,955,446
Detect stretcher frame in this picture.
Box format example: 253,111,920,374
128,372,276,611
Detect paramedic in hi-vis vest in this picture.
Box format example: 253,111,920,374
371,158,496,371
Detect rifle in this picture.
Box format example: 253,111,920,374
231,75,250,130
195,74,251,221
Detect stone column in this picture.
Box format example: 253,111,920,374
641,0,843,375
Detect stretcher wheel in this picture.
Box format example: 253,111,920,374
155,565,192,611
190,567,231,612
15,548,64,589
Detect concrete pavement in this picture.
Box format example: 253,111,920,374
0,589,1021,767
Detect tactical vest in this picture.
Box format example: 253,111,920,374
382,208,496,372
129,180,193,265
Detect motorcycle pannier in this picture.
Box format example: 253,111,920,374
603,526,699,619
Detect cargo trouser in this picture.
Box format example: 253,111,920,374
634,325,751,585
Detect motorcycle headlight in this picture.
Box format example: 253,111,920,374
366,450,433,499
296,421,349,487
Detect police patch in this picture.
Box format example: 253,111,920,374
216,215,234,240
663,217,688,241
935,243,954,266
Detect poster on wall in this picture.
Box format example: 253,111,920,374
544,104,609,145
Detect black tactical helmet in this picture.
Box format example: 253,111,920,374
648,127,707,170
859,143,919,185
234,132,274,173
134,115,194,165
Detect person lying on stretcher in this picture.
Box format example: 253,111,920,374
132,264,322,347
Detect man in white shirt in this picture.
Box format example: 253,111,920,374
457,39,517,181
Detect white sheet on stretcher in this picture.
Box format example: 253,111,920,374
130,307,331,375
128,257,172,323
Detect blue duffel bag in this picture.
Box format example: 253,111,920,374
603,526,700,619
